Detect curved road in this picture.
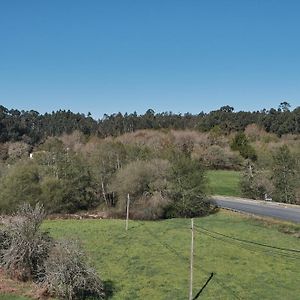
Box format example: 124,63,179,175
212,196,300,223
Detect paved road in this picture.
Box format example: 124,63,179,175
212,196,300,223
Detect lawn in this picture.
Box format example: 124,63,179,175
207,170,241,197
29,211,300,300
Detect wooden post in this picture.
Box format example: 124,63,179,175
125,194,130,231
189,218,194,300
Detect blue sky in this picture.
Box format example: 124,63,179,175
0,0,299,118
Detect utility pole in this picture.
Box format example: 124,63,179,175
189,218,194,300
125,194,130,231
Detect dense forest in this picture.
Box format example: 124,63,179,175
0,102,299,145
0,103,299,217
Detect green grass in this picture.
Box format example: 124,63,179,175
207,170,241,196
37,211,300,300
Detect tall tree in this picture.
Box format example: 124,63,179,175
166,154,211,218
272,145,297,203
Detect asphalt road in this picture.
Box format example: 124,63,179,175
212,196,300,223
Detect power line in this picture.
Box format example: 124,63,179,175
194,224,300,254
141,222,191,264
141,222,243,299
194,227,300,261
212,275,242,300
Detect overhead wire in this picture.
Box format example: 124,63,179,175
141,221,243,299
194,224,300,254
194,227,300,261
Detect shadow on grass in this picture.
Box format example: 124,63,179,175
103,280,117,299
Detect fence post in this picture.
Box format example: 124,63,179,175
125,194,130,231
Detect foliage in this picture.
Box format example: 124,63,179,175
230,132,257,161
0,104,299,146
0,143,9,160
109,159,171,219
7,142,31,163
0,161,42,212
0,204,105,300
165,154,213,218
43,240,104,300
87,141,127,207
0,105,299,215
240,164,273,200
0,203,52,281
0,152,98,214
194,145,244,170
272,145,298,203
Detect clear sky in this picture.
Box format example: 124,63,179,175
0,0,299,118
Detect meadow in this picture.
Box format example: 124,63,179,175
23,210,299,300
207,170,241,197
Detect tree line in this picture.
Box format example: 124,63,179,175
0,102,299,145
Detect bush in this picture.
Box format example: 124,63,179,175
0,203,52,281
164,197,215,218
130,192,171,220
194,145,244,170
166,154,215,218
0,161,42,212
1,203,106,299
109,159,171,219
240,164,273,200
0,152,98,214
43,240,104,300
0,228,10,263
7,141,31,162
231,132,257,161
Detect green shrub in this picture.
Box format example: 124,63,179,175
0,161,41,212
166,154,215,218
272,145,297,203
231,132,257,161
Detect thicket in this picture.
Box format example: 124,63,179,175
0,128,223,218
0,203,52,281
0,203,105,299
109,159,171,219
43,240,105,299
240,144,300,204
0,117,299,214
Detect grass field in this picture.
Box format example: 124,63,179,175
207,170,241,197
22,211,298,300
